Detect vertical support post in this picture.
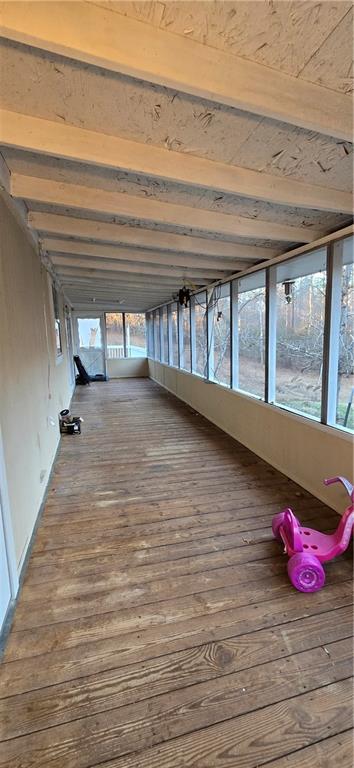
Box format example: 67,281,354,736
122,312,127,358
151,310,157,360
321,242,342,425
159,307,164,362
207,287,214,381
147,313,153,358
190,296,196,374
145,313,149,357
167,304,173,365
231,280,239,390
265,267,277,403
100,312,108,378
178,302,184,369
126,315,130,357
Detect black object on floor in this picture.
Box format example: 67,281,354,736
74,355,91,385
59,408,82,434
74,355,107,384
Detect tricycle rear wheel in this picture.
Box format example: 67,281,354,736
272,512,286,541
272,510,300,541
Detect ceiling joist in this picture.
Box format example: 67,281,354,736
55,266,188,287
62,283,168,300
62,282,171,300
41,237,249,272
1,110,351,214
28,212,275,261
59,275,184,289
0,1,351,139
50,254,223,281
11,174,322,243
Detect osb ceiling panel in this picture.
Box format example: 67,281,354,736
301,6,353,94
0,3,352,313
4,150,350,232
98,0,352,87
1,39,352,191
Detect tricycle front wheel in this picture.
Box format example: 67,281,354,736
287,553,325,593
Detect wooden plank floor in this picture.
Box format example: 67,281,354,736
0,378,352,768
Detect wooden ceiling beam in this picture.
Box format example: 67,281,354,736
11,174,322,243
59,277,180,291
69,301,154,311
0,2,351,139
55,267,186,287
2,110,351,214
67,295,168,305
60,280,178,295
50,254,221,281
66,293,167,303
41,237,249,271
64,286,167,296
29,212,274,261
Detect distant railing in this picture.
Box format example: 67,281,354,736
107,344,124,359
107,344,146,359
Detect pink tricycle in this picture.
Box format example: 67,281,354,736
272,476,354,592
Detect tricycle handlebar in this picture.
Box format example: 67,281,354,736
324,476,354,501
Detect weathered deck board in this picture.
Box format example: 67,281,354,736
0,379,352,768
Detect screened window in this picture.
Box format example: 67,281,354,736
52,283,62,356
153,310,161,361
192,292,207,377
146,312,154,358
180,305,191,371
145,234,351,434
171,302,178,366
106,313,124,358
331,237,354,431
125,313,146,357
274,249,327,419
162,306,169,363
237,272,266,398
209,283,231,387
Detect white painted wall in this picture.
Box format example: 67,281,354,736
107,357,148,378
149,360,353,515
0,192,73,573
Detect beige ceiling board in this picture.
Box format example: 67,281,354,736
10,152,346,231
61,288,176,303
65,288,165,299
1,40,351,191
29,205,300,251
64,285,168,295
0,2,351,140
57,272,185,287
233,119,353,194
29,212,274,261
0,38,262,167
108,1,351,84
40,237,249,272
11,175,322,243
300,7,353,94
69,296,158,313
50,253,223,281
64,286,153,296
66,293,168,305
65,292,168,303
58,278,180,294
55,267,187,287
1,110,351,214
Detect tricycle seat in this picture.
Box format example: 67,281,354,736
297,527,337,562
